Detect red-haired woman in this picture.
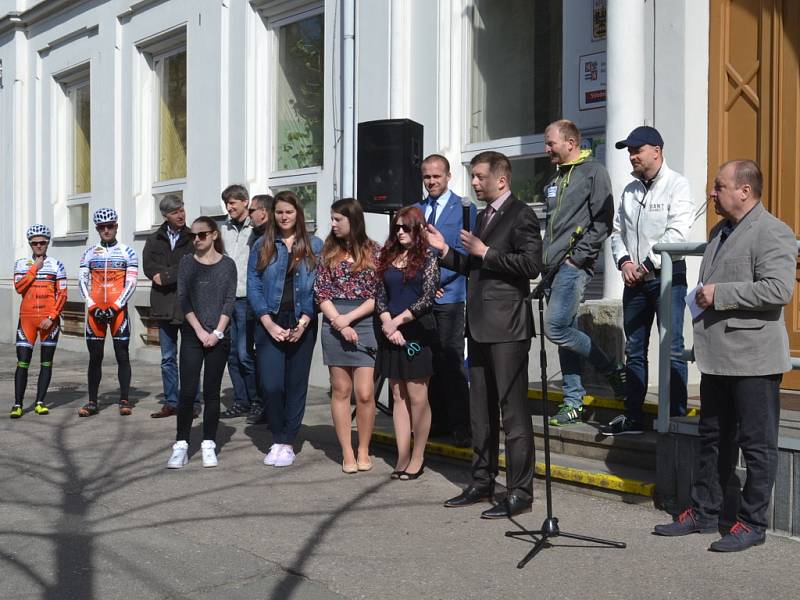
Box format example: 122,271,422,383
376,206,439,480
314,198,381,473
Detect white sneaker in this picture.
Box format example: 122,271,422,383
201,440,217,468
167,441,189,469
274,444,295,467
263,444,281,466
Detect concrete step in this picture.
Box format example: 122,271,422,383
532,420,657,470
527,385,700,427
371,427,656,502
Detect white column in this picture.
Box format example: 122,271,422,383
341,0,356,197
389,0,409,118
603,0,646,299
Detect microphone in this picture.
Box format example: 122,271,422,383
461,197,472,232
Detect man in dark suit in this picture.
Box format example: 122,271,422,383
415,154,477,446
654,160,796,551
427,151,542,519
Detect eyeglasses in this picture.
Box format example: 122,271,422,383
248,207,265,214
393,223,414,234
189,231,213,241
29,241,48,247
96,223,117,231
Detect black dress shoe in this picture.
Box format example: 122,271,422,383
246,408,267,425
443,485,494,507
480,494,532,519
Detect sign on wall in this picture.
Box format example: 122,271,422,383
579,52,606,110
593,0,607,41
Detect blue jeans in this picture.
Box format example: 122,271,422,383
623,270,688,421
228,298,260,409
544,264,616,408
255,311,317,445
158,321,200,409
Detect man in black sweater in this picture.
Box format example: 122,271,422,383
143,194,200,418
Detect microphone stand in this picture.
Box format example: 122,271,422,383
505,241,626,569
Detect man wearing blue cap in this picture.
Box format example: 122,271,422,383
601,126,696,435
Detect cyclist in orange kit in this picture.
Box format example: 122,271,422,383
78,208,138,417
11,224,67,418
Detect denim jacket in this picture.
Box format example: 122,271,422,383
247,235,323,321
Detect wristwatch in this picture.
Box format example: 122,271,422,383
212,329,224,340
297,317,309,329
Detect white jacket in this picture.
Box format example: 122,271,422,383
610,161,696,271
220,217,254,297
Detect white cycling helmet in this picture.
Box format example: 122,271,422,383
26,224,52,240
93,207,119,225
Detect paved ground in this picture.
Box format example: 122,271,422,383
1,343,798,600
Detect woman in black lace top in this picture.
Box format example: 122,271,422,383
375,206,439,480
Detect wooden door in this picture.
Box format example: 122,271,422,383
708,0,800,389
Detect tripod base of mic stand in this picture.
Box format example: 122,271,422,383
505,517,626,569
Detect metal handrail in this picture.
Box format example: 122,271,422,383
652,240,800,434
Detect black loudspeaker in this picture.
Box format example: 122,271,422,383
357,119,423,214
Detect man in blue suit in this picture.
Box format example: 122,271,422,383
416,154,477,446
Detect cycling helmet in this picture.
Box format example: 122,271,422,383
93,207,119,225
26,224,52,240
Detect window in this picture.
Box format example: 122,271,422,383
60,73,91,233
154,49,187,181
274,12,324,171
273,183,317,232
469,0,561,143
70,82,91,194
265,6,325,230
68,203,89,234
509,156,552,208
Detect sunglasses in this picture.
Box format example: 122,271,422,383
393,223,414,234
96,223,117,231
29,241,48,247
248,206,265,214
189,231,213,241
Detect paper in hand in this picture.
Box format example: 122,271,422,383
685,282,705,320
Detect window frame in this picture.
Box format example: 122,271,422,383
265,4,325,234
151,44,188,187
56,65,92,234
460,0,563,207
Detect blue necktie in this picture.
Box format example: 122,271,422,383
427,199,438,225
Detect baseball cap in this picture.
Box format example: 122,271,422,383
615,126,664,149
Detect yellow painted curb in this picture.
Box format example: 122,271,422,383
371,430,654,498
527,388,700,417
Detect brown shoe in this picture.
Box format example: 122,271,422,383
119,400,133,416
150,405,176,419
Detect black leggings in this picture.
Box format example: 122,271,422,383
176,328,230,442
14,344,57,406
87,338,131,403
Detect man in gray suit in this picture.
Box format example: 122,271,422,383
654,160,796,552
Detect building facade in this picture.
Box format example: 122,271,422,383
4,0,793,391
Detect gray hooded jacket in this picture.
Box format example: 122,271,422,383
542,149,614,272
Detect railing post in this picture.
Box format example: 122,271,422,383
657,252,673,434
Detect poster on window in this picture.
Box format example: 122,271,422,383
593,0,607,41
579,52,606,110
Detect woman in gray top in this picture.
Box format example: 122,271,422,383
166,216,237,469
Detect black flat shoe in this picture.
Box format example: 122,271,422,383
444,484,494,507
480,494,532,519
399,463,425,480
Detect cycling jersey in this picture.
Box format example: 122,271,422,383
79,241,138,310
14,255,67,347
79,241,138,340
